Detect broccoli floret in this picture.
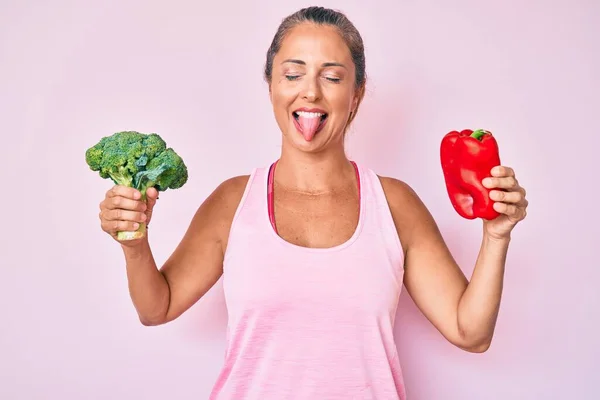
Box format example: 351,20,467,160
85,131,189,241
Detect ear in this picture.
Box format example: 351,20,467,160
352,84,366,112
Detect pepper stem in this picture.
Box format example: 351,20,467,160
470,129,489,140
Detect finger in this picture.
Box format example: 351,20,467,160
489,190,525,204
146,187,159,200
107,185,142,200
101,219,141,234
103,209,147,223
483,176,519,190
491,165,515,177
145,187,159,210
106,196,147,212
493,202,527,221
493,201,521,216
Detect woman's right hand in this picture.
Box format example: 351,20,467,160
99,185,159,246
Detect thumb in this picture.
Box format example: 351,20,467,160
145,187,159,215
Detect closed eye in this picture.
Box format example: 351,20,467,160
285,75,341,83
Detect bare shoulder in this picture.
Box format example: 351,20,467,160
377,175,438,251
218,174,251,193
166,174,251,249
377,175,429,221
201,174,251,235
210,175,251,211
167,174,251,256
378,176,420,205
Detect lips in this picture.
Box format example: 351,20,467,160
292,108,328,141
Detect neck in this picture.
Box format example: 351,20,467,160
275,142,355,193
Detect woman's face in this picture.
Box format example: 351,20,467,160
269,23,362,153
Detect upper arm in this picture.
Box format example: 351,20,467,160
380,176,469,347
158,175,249,323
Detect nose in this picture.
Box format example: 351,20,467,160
301,75,322,102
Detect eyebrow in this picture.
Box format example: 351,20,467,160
282,59,347,69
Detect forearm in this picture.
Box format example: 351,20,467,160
457,232,510,350
122,239,170,325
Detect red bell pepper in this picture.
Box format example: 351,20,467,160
440,129,501,220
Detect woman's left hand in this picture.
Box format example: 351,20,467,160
482,166,528,240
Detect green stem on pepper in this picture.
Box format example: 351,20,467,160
470,129,489,141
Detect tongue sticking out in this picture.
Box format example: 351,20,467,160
297,114,322,141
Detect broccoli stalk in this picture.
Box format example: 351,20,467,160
106,167,134,188
85,131,188,241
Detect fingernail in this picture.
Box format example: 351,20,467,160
133,223,139,229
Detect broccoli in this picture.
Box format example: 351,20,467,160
85,130,189,240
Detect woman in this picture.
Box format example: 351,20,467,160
98,6,528,399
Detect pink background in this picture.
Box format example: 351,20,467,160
2,0,598,399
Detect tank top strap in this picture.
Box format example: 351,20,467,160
359,167,405,263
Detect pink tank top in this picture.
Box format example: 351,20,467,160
209,163,407,400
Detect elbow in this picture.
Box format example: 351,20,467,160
454,333,493,353
140,318,159,327
140,318,165,327
138,313,168,327
452,327,493,353
452,320,495,353
137,284,171,327
460,339,492,353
